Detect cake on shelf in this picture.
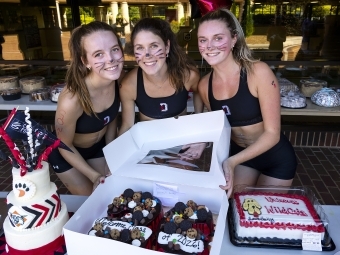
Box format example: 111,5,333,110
50,83,65,103
88,188,163,249
231,189,329,245
0,76,19,91
0,87,22,101
19,76,46,94
29,87,50,102
156,200,214,254
1,107,71,255
281,91,306,108
300,78,327,98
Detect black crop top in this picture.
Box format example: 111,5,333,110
208,69,263,127
75,81,120,134
135,67,189,119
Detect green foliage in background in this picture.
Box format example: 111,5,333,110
245,12,254,37
80,7,95,24
170,20,180,33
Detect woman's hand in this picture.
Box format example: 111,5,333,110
92,174,106,192
219,158,235,198
179,142,207,160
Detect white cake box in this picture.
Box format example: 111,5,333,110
63,110,231,255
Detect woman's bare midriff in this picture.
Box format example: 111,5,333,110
138,109,187,121
73,126,107,148
231,122,264,148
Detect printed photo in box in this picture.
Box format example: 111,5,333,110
138,144,213,172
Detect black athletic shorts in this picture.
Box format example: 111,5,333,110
230,133,297,180
48,136,106,173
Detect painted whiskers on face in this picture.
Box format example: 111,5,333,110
93,55,124,72
199,42,228,54
135,49,166,64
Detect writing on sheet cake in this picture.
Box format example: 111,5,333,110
248,216,275,224
265,196,299,205
158,232,204,253
264,206,308,216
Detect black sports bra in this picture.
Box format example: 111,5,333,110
75,81,120,134
208,69,263,127
135,67,188,119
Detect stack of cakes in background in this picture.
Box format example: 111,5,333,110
19,76,46,94
1,107,71,254
0,76,21,101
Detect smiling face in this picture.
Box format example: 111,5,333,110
82,30,124,82
133,30,169,75
198,20,236,66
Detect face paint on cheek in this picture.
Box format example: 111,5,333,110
134,52,142,64
118,55,124,64
94,62,105,71
198,46,206,53
154,49,165,59
216,42,228,51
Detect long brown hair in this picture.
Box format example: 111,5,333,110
65,21,123,116
131,18,196,92
199,8,258,74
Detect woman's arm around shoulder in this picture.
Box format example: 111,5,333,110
118,67,138,136
197,72,212,111
186,67,203,113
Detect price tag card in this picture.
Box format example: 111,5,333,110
153,183,179,206
302,232,322,251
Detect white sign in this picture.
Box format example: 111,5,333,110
153,183,179,206
302,232,322,251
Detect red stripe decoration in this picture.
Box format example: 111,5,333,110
32,204,50,227
5,235,65,255
52,194,61,218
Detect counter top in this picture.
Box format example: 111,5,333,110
0,193,339,255
1,94,340,117
281,98,340,116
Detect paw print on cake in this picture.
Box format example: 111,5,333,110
12,178,36,200
242,198,262,216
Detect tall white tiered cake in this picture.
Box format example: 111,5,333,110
3,161,69,254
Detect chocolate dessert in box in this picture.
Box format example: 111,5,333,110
156,200,214,254
63,110,230,255
87,188,163,249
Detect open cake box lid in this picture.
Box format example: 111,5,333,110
103,110,230,190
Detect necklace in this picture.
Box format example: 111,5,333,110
146,75,168,89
